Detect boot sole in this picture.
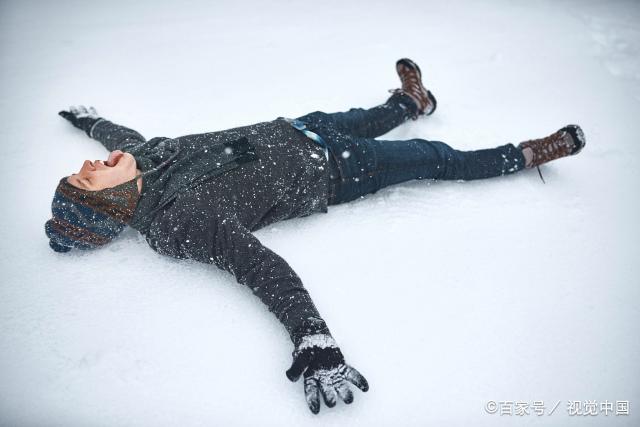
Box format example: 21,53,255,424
561,124,586,155
396,58,422,79
426,90,437,116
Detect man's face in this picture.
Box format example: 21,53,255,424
66,150,141,192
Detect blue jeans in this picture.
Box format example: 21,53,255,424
295,92,526,205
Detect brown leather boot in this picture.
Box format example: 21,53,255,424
518,125,586,168
389,58,437,120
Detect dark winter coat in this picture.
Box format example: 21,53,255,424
89,118,333,344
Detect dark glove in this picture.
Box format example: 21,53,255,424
58,105,103,136
286,334,369,414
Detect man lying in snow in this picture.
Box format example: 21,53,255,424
45,58,585,414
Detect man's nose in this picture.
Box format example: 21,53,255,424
81,160,96,171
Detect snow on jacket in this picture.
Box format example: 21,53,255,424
89,117,333,344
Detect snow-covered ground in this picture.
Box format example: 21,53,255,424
1,0,639,425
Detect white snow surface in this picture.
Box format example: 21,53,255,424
1,0,639,425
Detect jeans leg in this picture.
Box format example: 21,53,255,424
327,136,526,205
295,92,417,139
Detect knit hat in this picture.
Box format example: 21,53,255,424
44,175,141,253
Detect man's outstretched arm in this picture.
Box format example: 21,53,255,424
145,200,368,414
59,105,147,152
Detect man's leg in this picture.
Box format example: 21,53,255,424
325,135,526,205
295,58,436,139
295,92,418,139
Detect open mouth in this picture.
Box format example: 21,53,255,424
105,150,124,167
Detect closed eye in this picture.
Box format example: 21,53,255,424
69,175,91,190
80,177,92,188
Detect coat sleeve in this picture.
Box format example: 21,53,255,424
144,199,332,346
88,118,149,152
